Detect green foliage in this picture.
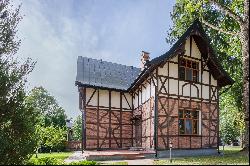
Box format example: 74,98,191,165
26,86,68,152
69,160,98,165
220,99,245,144
26,86,67,128
167,0,244,145
168,0,243,109
108,161,128,165
153,146,249,165
40,126,67,152
73,115,82,141
26,157,62,165
30,152,73,160
0,0,37,165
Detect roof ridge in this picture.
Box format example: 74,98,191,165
78,56,140,70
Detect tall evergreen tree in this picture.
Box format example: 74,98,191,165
0,0,37,164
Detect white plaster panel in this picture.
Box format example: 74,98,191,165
138,90,141,106
179,81,185,95
202,85,210,100
169,79,178,95
86,88,98,106
122,93,132,109
171,56,178,62
211,75,217,86
99,89,109,107
191,84,199,98
169,63,178,78
111,91,120,108
151,82,155,97
211,87,217,101
145,82,151,101
158,77,168,94
202,71,210,84
134,92,138,109
158,63,168,76
183,83,190,97
191,38,201,59
185,37,191,56
142,86,146,103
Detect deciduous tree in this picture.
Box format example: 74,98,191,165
168,0,248,151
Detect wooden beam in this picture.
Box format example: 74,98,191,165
86,89,97,105
154,68,159,157
97,89,100,149
109,90,111,148
120,92,123,148
82,87,86,150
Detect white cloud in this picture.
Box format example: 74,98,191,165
14,0,175,119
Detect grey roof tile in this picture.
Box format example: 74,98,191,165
76,56,141,90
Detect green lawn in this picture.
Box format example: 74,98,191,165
154,146,249,165
29,152,73,163
100,161,128,165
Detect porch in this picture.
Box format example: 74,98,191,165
82,149,156,161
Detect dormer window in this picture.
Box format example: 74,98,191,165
179,58,199,82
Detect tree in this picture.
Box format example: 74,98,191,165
72,115,82,141
26,86,68,152
220,96,245,145
0,0,37,164
40,126,67,152
167,0,248,151
26,86,67,128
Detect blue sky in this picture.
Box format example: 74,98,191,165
15,0,176,119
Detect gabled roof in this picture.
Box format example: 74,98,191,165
75,56,141,91
76,20,234,91
128,19,234,91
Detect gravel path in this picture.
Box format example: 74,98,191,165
64,151,85,164
100,159,154,165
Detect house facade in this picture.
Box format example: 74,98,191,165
75,20,233,153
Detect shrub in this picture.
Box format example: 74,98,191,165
26,157,62,165
69,160,98,165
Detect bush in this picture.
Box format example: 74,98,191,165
69,160,98,165
26,157,62,165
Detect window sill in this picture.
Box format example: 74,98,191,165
178,134,202,137
179,79,199,84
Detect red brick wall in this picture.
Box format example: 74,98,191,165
133,97,154,149
85,107,133,149
84,96,218,150
157,97,218,149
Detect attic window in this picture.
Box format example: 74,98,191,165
179,58,199,82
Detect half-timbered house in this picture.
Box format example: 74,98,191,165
75,20,234,156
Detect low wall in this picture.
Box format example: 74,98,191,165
66,141,82,151
157,148,219,158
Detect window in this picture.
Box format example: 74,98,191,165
179,109,199,135
179,58,199,82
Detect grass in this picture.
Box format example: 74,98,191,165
154,146,249,165
29,151,73,163
100,161,128,165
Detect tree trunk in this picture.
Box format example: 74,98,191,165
241,25,249,151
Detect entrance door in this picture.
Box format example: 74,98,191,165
134,117,142,147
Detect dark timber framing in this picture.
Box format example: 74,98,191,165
76,19,234,153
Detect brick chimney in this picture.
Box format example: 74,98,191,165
140,51,150,71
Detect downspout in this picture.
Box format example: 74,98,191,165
154,69,159,158
80,87,86,153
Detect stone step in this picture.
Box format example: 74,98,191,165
129,147,145,151
85,152,146,161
